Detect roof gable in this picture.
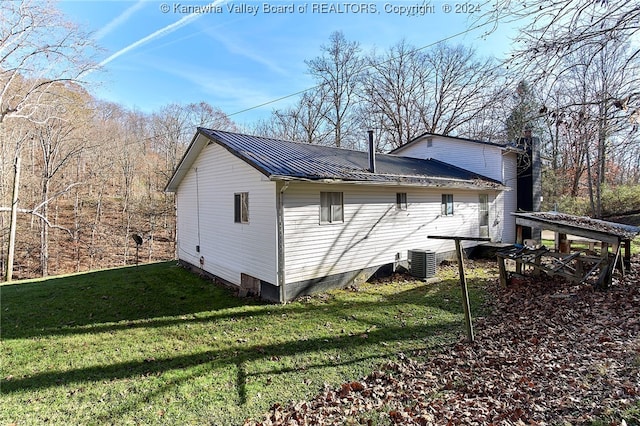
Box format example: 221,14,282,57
391,132,520,154
165,128,504,192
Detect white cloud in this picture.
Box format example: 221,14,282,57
200,26,289,76
153,59,280,112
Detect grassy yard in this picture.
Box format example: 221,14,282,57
540,236,640,255
0,261,491,425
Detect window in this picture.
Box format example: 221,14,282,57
396,192,407,210
234,192,249,223
441,194,454,216
320,192,343,223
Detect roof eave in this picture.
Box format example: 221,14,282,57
164,130,208,193
269,175,506,191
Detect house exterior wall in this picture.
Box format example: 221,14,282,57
501,152,518,243
175,143,278,287
394,135,518,243
394,135,505,181
282,182,500,292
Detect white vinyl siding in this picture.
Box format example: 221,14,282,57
395,134,517,243
501,152,518,242
394,135,505,182
175,142,277,286
282,183,493,284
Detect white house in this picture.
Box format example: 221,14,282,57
165,129,517,302
390,132,521,244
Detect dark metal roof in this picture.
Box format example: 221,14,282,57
198,128,503,189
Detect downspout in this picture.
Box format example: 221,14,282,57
368,130,376,173
277,181,290,303
195,167,202,253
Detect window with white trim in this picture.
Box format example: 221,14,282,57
441,194,454,216
320,192,343,223
234,192,249,223
396,192,408,210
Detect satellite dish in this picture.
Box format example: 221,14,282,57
132,234,143,246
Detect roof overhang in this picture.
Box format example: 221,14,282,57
164,132,209,192
269,175,507,191
166,128,509,193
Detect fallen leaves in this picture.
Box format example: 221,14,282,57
246,257,640,425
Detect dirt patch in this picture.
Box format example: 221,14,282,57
247,259,640,425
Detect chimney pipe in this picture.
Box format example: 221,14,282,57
368,130,375,173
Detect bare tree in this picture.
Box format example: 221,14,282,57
479,0,638,62
0,0,97,280
151,102,237,180
420,44,506,136
360,40,430,149
259,88,331,145
478,0,639,125
0,0,97,124
537,37,640,216
306,31,364,148
31,94,85,276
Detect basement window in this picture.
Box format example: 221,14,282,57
234,192,249,223
441,194,454,216
320,192,343,224
396,193,408,210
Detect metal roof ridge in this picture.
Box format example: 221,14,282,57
200,127,385,155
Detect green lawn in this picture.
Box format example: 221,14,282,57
0,261,490,425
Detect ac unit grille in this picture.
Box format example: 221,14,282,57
409,249,436,279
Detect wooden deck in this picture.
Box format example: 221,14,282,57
498,212,640,289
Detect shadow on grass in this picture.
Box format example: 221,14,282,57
1,319,460,399
2,262,474,341
1,261,256,340
2,262,485,410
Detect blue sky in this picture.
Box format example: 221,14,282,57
59,0,519,126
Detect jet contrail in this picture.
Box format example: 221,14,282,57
98,0,227,68
95,0,146,41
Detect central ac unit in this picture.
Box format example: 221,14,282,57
409,249,436,279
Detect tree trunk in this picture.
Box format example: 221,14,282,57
40,178,50,277
5,156,21,282
585,141,597,217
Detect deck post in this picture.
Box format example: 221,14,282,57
455,239,474,343
497,254,508,287
428,235,489,343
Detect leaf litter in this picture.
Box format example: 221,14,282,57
246,256,640,425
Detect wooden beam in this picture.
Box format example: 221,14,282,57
514,216,620,244
427,235,488,344
427,236,491,242
455,239,474,343
497,255,508,288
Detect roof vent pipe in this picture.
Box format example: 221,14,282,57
368,130,376,173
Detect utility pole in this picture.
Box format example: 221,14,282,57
6,156,21,282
